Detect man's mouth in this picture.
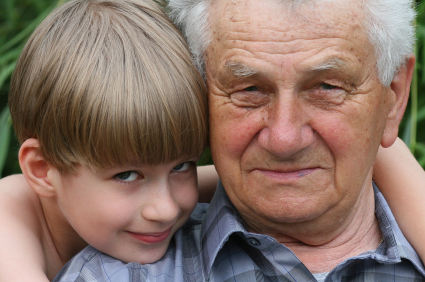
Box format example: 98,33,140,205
253,167,318,181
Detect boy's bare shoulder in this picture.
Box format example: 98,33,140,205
0,174,31,189
0,174,41,230
0,174,52,281
0,174,39,208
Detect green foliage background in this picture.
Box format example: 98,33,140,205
0,0,424,177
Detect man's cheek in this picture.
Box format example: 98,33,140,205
221,117,264,157
313,111,376,180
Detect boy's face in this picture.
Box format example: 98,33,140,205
49,158,199,264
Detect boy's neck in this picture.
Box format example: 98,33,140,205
39,196,87,264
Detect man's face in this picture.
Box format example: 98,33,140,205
206,0,408,238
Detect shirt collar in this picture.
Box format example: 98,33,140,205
201,180,425,276
372,183,425,274
200,180,246,275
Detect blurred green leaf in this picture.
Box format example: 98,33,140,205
197,147,213,166
0,0,61,177
414,142,425,167
0,5,52,55
0,107,11,177
0,48,22,66
402,114,412,145
417,105,425,122
0,62,16,90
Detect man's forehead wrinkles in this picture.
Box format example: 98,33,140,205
216,11,363,45
218,42,353,71
223,28,318,41
221,33,350,51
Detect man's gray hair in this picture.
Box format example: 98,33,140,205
167,0,416,87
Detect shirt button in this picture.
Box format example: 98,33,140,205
247,237,261,246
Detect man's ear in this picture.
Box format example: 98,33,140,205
19,138,57,198
381,54,415,148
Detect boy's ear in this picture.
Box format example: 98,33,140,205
381,54,415,148
19,138,57,198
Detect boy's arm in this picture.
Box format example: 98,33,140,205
197,165,218,203
0,174,51,282
373,137,425,261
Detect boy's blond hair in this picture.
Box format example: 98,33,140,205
9,0,207,174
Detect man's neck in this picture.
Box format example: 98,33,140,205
245,181,382,273
285,210,382,273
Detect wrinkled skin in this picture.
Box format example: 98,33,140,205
206,0,413,271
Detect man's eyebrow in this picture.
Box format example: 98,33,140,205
309,57,347,72
224,60,258,79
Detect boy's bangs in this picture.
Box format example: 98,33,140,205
79,80,207,170
69,24,207,170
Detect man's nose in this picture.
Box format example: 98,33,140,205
257,94,314,158
141,183,180,223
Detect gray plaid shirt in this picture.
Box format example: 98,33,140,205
54,182,425,282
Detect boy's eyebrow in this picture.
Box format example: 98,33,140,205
309,57,347,72
224,60,258,79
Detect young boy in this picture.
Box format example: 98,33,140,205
0,0,208,280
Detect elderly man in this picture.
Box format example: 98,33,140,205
55,0,425,281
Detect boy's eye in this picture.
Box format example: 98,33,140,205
115,171,139,182
172,162,191,172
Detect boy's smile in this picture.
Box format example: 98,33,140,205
127,227,172,244
48,158,199,264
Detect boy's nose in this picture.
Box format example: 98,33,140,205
141,184,180,224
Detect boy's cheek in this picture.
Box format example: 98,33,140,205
178,183,199,219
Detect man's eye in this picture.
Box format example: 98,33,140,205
244,86,259,92
230,90,270,108
305,82,346,107
115,171,139,182
172,162,191,172
319,83,339,90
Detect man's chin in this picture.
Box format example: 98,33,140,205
241,199,335,230
264,207,329,225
